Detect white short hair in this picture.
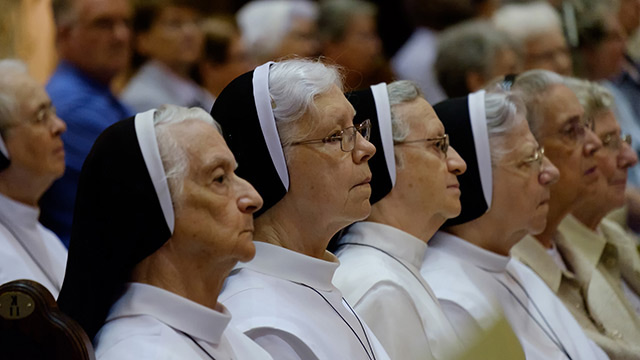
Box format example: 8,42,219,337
237,0,317,62
493,1,562,44
0,59,29,131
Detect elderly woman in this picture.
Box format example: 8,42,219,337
57,105,270,359
211,60,389,359
420,88,609,359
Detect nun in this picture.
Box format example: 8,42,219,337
332,80,467,360
57,105,271,359
420,88,610,359
212,59,390,360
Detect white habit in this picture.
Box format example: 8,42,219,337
219,241,391,360
0,192,67,297
333,221,461,360
94,282,273,360
421,231,609,360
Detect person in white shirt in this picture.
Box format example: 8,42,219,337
0,59,68,297
332,81,470,360
422,86,609,359
212,60,390,360
57,105,271,359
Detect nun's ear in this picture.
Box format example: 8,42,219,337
0,133,11,171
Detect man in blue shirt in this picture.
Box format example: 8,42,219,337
42,0,134,247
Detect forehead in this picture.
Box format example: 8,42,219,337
9,73,49,112
505,117,537,151
540,84,583,129
526,29,566,52
594,110,619,134
171,120,234,164
313,85,355,125
76,0,130,19
396,97,443,135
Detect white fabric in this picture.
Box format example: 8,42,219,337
468,90,492,209
220,241,391,360
369,83,396,187
0,192,66,297
333,222,461,360
252,61,289,191
121,60,215,113
546,242,569,273
391,27,446,104
621,277,640,317
421,231,610,360
95,282,272,360
134,110,174,233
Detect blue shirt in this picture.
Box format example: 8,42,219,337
40,61,133,247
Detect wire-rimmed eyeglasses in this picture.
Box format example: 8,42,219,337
601,133,632,150
522,146,545,167
291,119,371,152
394,134,449,158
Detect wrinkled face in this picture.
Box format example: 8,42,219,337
275,17,319,59
137,6,203,68
392,98,467,223
61,0,132,82
537,84,602,211
284,85,376,230
590,110,638,210
325,13,382,75
171,121,263,264
2,73,67,183
491,117,559,238
524,29,572,75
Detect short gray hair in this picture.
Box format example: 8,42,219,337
493,1,562,44
268,59,343,147
436,20,521,98
564,77,614,122
510,69,566,139
0,59,29,134
317,0,377,42
153,105,219,205
484,87,528,165
386,80,424,167
237,0,317,62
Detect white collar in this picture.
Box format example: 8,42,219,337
0,192,39,229
236,241,339,291
339,221,427,268
430,231,510,272
106,282,231,345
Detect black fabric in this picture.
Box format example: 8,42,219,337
57,116,172,340
0,134,9,171
346,88,393,205
211,70,286,216
435,96,489,227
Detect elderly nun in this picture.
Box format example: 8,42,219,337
57,105,270,359
331,80,467,360
212,59,390,360
420,88,609,359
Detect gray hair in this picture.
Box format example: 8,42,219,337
493,1,562,44
0,59,29,134
436,20,521,98
564,77,614,122
153,105,219,206
317,0,377,43
484,87,528,165
237,0,317,62
386,80,424,167
510,69,566,139
268,59,343,147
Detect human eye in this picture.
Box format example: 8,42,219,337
560,121,583,140
325,131,343,143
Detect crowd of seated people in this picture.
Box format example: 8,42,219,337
2,0,640,359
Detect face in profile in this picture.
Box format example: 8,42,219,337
284,84,376,228
537,84,602,211
490,116,559,240
170,120,263,266
590,110,638,210
274,16,319,60
392,98,467,224
3,73,67,183
524,29,572,76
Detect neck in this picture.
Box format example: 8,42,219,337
447,212,524,256
571,202,607,231
0,170,51,207
534,199,571,248
131,246,233,310
254,202,341,259
368,198,443,243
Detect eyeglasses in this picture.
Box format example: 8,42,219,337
522,146,545,168
33,105,57,126
557,117,594,143
601,133,632,150
394,134,449,158
291,119,371,152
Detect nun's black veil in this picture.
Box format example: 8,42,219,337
435,90,493,227
57,112,172,340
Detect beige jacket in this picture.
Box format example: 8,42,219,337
512,223,640,360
